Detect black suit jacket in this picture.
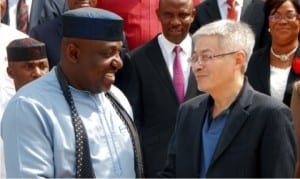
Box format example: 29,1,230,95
190,0,269,51
246,44,300,106
2,0,68,33
120,35,200,177
159,81,296,178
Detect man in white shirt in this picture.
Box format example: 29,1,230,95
118,0,200,177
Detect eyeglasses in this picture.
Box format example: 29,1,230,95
188,51,238,65
269,14,300,22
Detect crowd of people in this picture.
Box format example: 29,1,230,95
1,0,300,178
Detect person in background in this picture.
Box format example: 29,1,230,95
2,0,68,34
29,0,98,69
97,0,201,50
159,19,296,178
246,0,300,106
190,0,268,51
6,37,49,91
1,7,143,178
0,0,7,18
291,80,300,178
120,0,200,177
0,0,28,119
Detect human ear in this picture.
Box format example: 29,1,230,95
66,43,80,64
235,50,246,70
6,65,14,79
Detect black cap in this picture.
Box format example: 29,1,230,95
62,7,124,41
6,38,47,62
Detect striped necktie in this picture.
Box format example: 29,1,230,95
227,0,237,21
16,0,29,33
173,46,185,103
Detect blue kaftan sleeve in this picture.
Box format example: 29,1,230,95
1,96,54,178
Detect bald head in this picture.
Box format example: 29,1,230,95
67,0,97,10
157,0,195,44
158,0,194,8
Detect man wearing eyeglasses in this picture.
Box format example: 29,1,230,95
158,20,296,177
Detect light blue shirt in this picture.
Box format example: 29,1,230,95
1,68,135,178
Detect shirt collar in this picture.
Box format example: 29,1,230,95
218,0,243,7
160,33,192,55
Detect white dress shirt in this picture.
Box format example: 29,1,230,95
7,0,33,29
270,65,291,102
157,34,192,94
217,0,243,21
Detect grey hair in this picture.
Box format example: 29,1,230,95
192,19,255,70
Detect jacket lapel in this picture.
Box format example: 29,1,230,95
283,46,300,105
29,1,44,31
257,47,271,95
145,36,179,102
189,96,209,174
240,0,251,18
205,0,222,21
209,81,253,165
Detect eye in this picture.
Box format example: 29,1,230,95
23,63,33,70
201,54,213,62
269,14,280,21
39,62,48,70
99,50,114,58
179,13,190,20
98,47,121,59
188,55,198,64
286,13,297,20
163,13,173,19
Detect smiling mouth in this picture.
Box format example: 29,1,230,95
170,29,182,33
105,72,115,78
276,27,290,31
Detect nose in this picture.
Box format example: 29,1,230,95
111,54,123,71
192,61,204,73
31,67,43,79
170,16,181,25
195,59,204,66
192,57,205,66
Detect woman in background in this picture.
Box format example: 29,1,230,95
246,0,300,106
